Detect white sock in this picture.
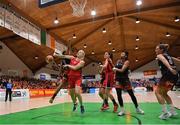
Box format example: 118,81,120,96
161,104,167,113
168,104,175,112
120,107,125,112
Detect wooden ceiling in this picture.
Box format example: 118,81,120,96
0,0,180,73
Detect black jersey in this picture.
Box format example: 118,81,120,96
158,53,176,75
62,59,70,65
115,60,129,80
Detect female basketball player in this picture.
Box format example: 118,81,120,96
113,51,144,116
155,44,178,120
48,51,70,104
54,50,86,114
101,52,118,112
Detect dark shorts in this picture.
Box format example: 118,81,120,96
159,71,179,84
158,71,179,91
115,78,132,90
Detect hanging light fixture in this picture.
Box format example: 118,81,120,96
54,17,59,24
108,41,112,45
91,9,96,16
135,58,139,62
135,45,139,50
136,0,142,6
34,56,39,60
102,28,106,33
112,48,116,52
136,36,140,41
136,18,140,24
174,16,180,22
166,32,170,37
73,34,77,39
83,44,87,48
91,51,95,55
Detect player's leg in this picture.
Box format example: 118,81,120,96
74,80,85,114
127,89,144,114
49,79,67,103
155,84,170,120
162,81,177,116
106,88,118,113
116,87,125,116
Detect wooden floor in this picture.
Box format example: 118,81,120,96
0,91,180,115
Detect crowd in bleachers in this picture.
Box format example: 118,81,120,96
0,75,158,91
0,76,58,89
82,78,158,93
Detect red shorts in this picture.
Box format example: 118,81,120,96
103,72,115,88
68,76,82,89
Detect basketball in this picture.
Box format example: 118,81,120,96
46,55,54,63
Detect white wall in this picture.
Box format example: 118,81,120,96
0,42,33,77
130,58,180,79
34,64,60,81
129,60,162,79
82,63,100,76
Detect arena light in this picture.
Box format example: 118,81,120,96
54,17,59,24
136,18,140,24
91,9,96,16
135,45,139,50
91,51,95,55
136,0,142,6
108,41,112,45
102,28,106,33
136,36,140,41
73,34,77,39
112,48,116,52
34,56,39,60
135,58,139,62
166,32,170,37
174,16,179,22
83,44,87,48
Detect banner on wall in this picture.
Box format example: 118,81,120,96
29,89,67,98
8,70,19,76
0,89,29,99
143,70,157,76
13,14,21,35
5,9,13,30
0,6,5,27
19,18,29,40
28,23,40,45
40,74,46,80
33,26,41,45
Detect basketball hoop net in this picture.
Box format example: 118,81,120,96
69,0,87,17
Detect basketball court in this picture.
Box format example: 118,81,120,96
0,0,180,124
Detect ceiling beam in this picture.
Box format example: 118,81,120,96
86,47,155,57
0,34,18,41
113,0,118,18
72,19,113,47
118,18,126,50
48,2,180,30
48,14,114,30
128,16,180,31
